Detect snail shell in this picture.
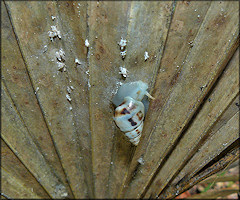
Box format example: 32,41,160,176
113,81,154,145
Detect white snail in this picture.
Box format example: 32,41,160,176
113,81,154,145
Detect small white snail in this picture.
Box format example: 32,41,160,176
113,81,154,145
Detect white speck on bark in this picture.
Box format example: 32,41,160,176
57,62,66,72
35,87,39,94
85,39,89,47
66,94,72,102
138,157,144,165
62,192,68,197
119,66,128,78
48,25,61,41
67,86,72,94
75,58,81,65
118,37,127,50
120,50,127,58
144,51,149,61
88,79,91,88
56,49,65,62
43,45,48,53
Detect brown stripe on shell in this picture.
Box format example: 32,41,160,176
136,129,141,135
121,108,131,114
115,107,130,117
136,111,143,121
128,118,137,126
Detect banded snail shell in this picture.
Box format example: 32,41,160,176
113,81,154,145
114,96,144,132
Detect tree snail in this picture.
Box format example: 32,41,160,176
113,81,154,145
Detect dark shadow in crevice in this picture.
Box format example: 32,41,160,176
196,138,239,176
156,45,239,198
